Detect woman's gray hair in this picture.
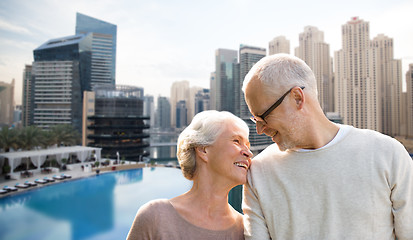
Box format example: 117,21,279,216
242,53,318,98
177,110,249,180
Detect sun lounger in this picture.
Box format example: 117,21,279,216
53,175,64,180
0,189,7,194
43,177,55,182
3,186,18,192
35,179,48,184
15,183,30,189
61,173,72,179
24,181,37,187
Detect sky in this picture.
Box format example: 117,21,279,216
1,0,413,105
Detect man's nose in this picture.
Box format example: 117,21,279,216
256,122,266,135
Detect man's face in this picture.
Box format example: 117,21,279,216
244,77,304,151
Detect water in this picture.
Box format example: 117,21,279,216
0,167,192,240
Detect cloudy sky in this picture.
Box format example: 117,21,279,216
1,0,412,105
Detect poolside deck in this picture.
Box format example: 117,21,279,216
0,161,151,198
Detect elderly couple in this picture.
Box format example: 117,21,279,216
127,54,413,240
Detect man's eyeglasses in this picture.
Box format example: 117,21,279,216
250,86,305,124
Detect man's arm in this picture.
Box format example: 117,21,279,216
391,142,413,240
242,172,272,240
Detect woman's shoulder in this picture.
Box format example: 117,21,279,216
138,199,171,214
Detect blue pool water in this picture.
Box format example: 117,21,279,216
0,167,192,240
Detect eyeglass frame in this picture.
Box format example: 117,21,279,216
250,86,305,124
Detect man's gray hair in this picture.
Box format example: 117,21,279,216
242,54,318,98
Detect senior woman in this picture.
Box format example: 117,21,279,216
127,110,253,240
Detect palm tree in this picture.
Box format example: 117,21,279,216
0,126,18,152
19,126,42,151
49,124,80,147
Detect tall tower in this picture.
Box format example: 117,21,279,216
371,34,402,136
22,65,33,127
76,13,117,88
334,17,380,131
156,96,171,130
214,49,239,114
239,44,272,152
170,80,189,128
269,36,290,55
209,72,216,110
0,79,15,125
296,26,333,112
32,33,93,132
406,64,413,138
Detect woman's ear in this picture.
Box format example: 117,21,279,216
195,146,208,163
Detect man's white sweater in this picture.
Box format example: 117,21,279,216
243,125,413,240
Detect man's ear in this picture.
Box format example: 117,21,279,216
291,87,305,109
195,146,208,163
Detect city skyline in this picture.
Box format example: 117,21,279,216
1,0,412,105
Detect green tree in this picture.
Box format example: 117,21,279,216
19,126,42,150
0,126,18,152
49,124,80,147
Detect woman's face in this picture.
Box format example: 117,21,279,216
205,122,253,186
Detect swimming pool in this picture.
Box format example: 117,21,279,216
0,167,192,240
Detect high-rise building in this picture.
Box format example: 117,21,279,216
214,49,239,114
84,85,150,161
335,17,402,134
239,44,272,152
143,95,155,129
22,65,33,127
295,26,334,112
32,33,93,132
156,96,171,130
170,80,189,128
335,17,380,131
371,34,402,136
269,36,290,55
194,89,210,114
176,100,188,129
76,12,117,88
209,72,216,110
0,79,15,126
406,64,413,138
188,86,202,122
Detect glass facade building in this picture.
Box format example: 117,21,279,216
32,34,92,132
87,85,150,161
76,13,117,88
239,44,273,152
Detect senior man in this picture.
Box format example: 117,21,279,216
241,53,413,240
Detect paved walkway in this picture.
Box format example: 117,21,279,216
0,162,151,198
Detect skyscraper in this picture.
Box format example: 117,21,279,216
170,80,189,128
156,96,171,130
239,45,266,119
215,49,239,114
371,34,402,136
335,17,380,131
0,79,15,126
406,64,413,138
209,72,216,110
239,44,272,152
296,26,333,112
31,33,93,132
143,95,155,129
335,17,402,134
269,36,290,55
194,89,210,114
22,65,33,127
76,12,117,88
